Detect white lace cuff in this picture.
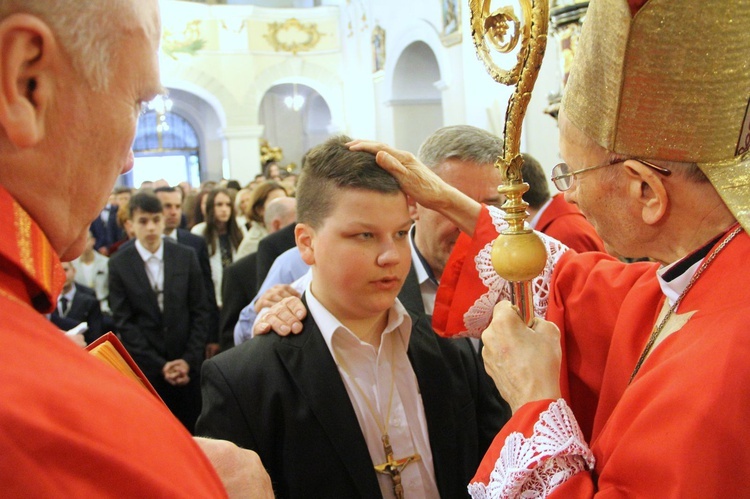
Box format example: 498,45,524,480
460,206,569,338
468,399,595,499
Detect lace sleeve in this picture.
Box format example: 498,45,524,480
468,399,595,499
460,206,569,338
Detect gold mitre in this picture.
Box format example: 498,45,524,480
561,0,750,230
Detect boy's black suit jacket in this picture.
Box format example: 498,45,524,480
197,295,508,498
108,238,211,380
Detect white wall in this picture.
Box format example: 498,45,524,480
157,0,563,186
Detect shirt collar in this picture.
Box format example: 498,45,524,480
60,283,77,302
656,228,730,305
305,281,413,355
656,258,702,306
165,230,178,241
135,238,164,262
409,226,437,286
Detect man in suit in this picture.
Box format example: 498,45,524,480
89,187,129,255
197,136,507,498
155,186,220,358
109,192,211,433
219,253,256,351
220,197,297,351
50,261,104,345
255,221,296,286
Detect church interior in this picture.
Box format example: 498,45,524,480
131,0,582,188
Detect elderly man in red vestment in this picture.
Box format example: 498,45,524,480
0,1,271,496
343,0,750,496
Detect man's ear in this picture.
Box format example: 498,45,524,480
0,14,57,148
622,159,668,225
295,223,316,265
407,195,419,220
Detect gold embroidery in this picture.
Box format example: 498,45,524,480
13,201,34,277
264,18,322,55
0,286,27,308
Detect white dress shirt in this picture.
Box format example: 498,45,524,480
306,285,440,499
135,239,165,311
58,285,77,316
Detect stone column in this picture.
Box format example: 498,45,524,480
220,125,265,185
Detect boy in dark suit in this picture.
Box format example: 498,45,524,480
109,192,211,433
197,136,505,498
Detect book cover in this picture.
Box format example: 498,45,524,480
86,332,165,404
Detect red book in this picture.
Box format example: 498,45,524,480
86,332,165,404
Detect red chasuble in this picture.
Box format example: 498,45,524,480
438,205,750,496
0,186,226,497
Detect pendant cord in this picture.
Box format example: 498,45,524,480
334,338,396,438
629,225,743,384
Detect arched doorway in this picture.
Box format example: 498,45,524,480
390,41,443,153
258,83,332,170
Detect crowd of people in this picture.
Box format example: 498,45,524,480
4,0,749,497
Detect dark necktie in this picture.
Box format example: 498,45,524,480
60,297,69,316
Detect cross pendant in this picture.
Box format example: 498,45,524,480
373,434,421,499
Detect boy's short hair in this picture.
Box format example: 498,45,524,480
296,135,401,228
128,192,163,218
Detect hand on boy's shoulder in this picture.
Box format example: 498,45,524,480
254,284,301,313
254,296,307,337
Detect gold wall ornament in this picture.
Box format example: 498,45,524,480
264,18,322,55
345,0,370,37
162,20,206,60
470,0,549,325
220,19,246,34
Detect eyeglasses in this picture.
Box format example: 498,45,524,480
550,158,672,191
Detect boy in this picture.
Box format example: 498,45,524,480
197,136,504,498
109,192,211,432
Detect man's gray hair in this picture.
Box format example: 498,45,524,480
0,0,135,91
418,125,503,171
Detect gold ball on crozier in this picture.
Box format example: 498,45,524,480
491,232,547,282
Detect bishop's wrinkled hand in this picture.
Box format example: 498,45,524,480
347,139,449,212
481,300,563,414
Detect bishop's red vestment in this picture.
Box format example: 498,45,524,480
436,205,750,497
0,186,226,497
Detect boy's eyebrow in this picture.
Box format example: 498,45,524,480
344,218,414,230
